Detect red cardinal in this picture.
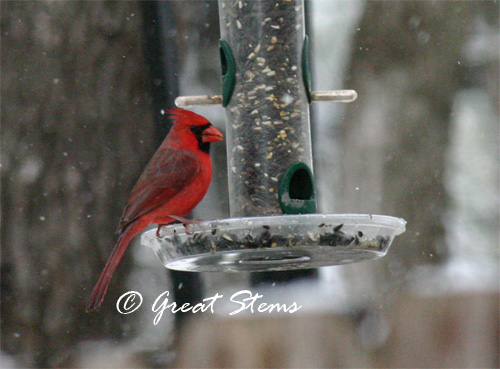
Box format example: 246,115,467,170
86,109,223,312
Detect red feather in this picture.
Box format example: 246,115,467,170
87,109,223,312
119,150,201,231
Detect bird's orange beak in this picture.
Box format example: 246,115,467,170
201,125,224,143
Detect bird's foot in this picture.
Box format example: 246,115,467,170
169,215,202,235
156,224,170,238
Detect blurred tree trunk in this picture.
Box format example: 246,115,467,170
1,1,156,367
339,1,473,267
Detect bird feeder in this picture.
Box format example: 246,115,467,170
141,0,405,272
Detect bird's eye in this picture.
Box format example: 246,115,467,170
190,124,212,137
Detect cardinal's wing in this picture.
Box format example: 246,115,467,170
118,148,200,232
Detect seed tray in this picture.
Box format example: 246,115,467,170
141,214,406,272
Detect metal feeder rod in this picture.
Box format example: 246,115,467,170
175,90,357,108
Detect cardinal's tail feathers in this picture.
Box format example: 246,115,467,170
86,225,139,313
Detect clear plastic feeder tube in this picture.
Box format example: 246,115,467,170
219,0,312,217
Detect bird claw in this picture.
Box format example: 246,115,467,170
156,224,169,238
169,215,202,235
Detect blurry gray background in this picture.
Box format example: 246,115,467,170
1,1,498,368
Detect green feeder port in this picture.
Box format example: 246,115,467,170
219,39,236,107
279,162,317,215
302,35,313,104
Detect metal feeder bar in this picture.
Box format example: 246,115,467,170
175,90,358,108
